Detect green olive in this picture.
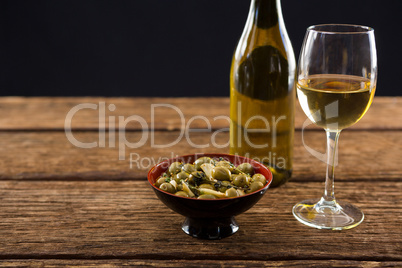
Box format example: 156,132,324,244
237,163,254,175
216,160,235,172
194,157,213,171
211,166,231,181
216,181,232,193
155,177,167,188
247,181,264,193
168,162,183,175
231,168,240,174
156,158,266,199
199,183,214,190
252,174,267,185
176,183,183,191
182,163,196,174
175,171,189,182
188,171,206,186
197,194,217,199
232,173,249,187
225,188,239,198
175,191,189,197
159,182,176,194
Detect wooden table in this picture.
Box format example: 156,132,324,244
0,97,400,267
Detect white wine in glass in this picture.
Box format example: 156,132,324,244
298,74,375,130
293,24,377,230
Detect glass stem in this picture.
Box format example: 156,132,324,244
322,130,341,204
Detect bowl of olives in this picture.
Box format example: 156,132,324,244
147,153,272,239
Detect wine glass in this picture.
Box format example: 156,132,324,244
292,24,377,230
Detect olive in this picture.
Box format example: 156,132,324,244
188,171,206,186
182,163,196,174
216,181,232,193
194,157,213,171
211,166,231,181
231,168,240,174
159,182,176,194
225,188,239,198
237,163,254,175
216,160,235,172
175,171,189,182
199,183,214,190
252,174,267,185
176,183,183,191
175,191,189,197
232,173,249,187
247,181,264,193
155,177,167,188
197,194,217,199
156,158,266,199
168,162,183,175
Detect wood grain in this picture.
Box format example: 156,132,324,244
0,180,400,261
0,97,400,130
0,130,400,181
0,97,230,131
0,97,400,266
1,260,401,267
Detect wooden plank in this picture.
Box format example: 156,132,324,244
0,130,400,181
0,180,400,261
1,260,401,267
0,97,230,131
0,97,400,130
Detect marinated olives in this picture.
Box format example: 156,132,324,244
251,173,267,185
194,157,214,171
182,163,196,174
237,163,254,175
155,157,267,199
211,166,231,181
168,162,183,175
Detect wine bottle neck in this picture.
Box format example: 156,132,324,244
249,0,280,29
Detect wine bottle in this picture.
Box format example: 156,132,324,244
229,0,296,187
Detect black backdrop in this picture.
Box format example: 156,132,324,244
0,0,400,97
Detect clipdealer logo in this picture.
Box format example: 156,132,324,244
62,101,336,169
64,102,230,163
299,98,340,166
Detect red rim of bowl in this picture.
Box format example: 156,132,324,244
147,153,273,200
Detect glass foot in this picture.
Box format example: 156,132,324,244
292,197,364,230
181,217,239,239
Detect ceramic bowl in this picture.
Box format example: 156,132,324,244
147,153,272,239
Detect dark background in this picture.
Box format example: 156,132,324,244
0,0,400,97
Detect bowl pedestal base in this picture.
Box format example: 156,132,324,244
181,216,239,239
